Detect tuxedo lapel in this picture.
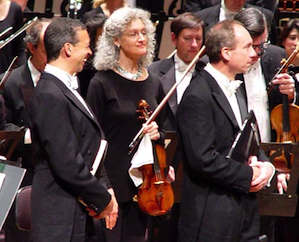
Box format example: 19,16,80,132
46,74,101,129
261,54,273,84
201,71,240,130
161,65,178,115
20,64,35,109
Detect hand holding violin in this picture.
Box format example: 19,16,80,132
142,121,160,141
272,73,295,101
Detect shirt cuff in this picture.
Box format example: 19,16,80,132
24,128,32,144
266,161,276,187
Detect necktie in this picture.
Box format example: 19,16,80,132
177,61,188,73
70,76,79,90
226,80,242,97
176,60,195,73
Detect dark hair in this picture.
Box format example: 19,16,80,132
234,8,267,38
44,17,86,62
278,19,299,46
171,12,204,38
86,13,107,51
205,20,240,63
24,18,52,52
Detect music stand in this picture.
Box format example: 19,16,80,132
257,142,299,217
0,127,26,160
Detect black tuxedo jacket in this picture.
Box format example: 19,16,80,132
194,3,277,43
176,69,262,241
136,0,164,13
2,63,35,185
195,3,273,30
80,6,104,24
28,73,111,242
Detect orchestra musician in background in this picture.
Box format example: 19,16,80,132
234,8,297,242
2,18,51,242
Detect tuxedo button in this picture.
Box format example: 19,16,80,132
87,150,91,155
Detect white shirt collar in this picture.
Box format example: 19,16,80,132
44,64,93,118
44,64,78,91
220,0,244,21
27,57,41,87
174,53,195,73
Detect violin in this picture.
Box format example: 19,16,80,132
270,41,299,172
135,100,174,216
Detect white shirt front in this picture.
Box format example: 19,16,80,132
205,63,243,128
219,0,244,22
244,59,271,142
27,57,41,87
174,54,194,104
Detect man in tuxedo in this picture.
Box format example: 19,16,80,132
176,19,274,242
234,8,297,242
28,17,117,242
148,12,205,242
184,0,277,13
2,18,51,242
194,0,277,44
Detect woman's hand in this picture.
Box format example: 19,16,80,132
143,121,160,141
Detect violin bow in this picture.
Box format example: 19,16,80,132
128,45,206,154
267,40,299,94
0,16,38,50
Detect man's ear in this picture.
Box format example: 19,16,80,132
27,43,36,55
64,43,73,57
221,47,231,61
171,32,178,46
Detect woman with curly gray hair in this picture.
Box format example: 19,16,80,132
86,7,165,242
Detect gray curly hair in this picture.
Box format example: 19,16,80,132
93,7,156,71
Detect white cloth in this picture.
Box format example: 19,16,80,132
205,63,243,128
129,134,154,187
244,60,271,142
174,54,194,104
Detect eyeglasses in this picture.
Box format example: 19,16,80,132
124,30,147,40
252,39,270,51
252,39,270,56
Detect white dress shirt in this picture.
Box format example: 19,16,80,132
244,59,271,142
27,57,41,87
219,0,244,21
174,54,195,104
